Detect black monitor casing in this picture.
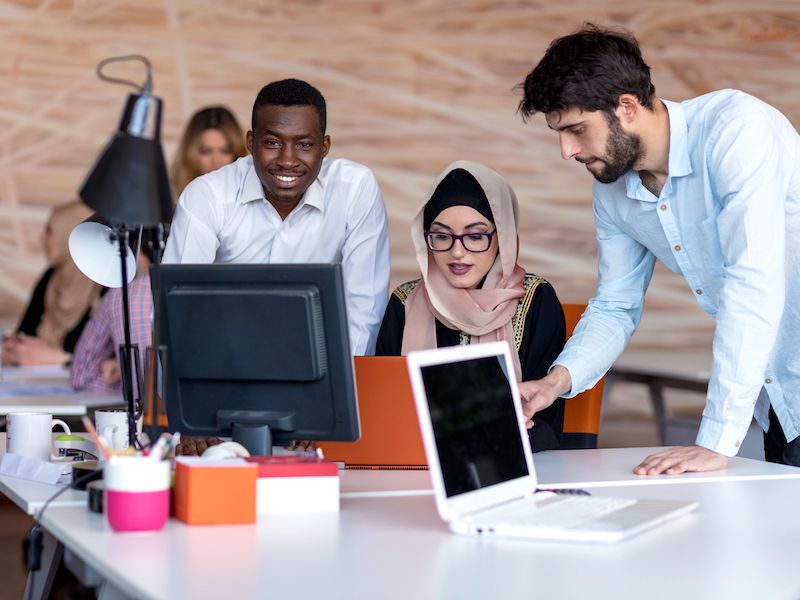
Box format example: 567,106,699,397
156,263,360,454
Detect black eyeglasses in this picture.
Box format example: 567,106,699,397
424,230,496,252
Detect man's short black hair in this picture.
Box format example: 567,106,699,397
518,23,656,120
251,78,327,134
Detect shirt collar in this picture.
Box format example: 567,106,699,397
240,157,326,213
624,98,693,202
662,99,692,179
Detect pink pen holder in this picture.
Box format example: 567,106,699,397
104,456,171,532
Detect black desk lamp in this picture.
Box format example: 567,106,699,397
79,55,173,448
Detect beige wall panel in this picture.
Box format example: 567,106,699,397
1,1,797,350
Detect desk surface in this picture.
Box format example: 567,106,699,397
38,474,800,600
535,446,800,488
0,366,121,416
4,445,799,516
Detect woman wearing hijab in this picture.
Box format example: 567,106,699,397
376,161,566,451
4,200,102,366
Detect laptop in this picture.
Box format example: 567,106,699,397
317,356,427,469
406,342,698,543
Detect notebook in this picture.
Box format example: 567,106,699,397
406,342,698,543
317,356,427,469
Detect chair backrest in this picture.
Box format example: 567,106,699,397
560,303,603,449
317,356,427,469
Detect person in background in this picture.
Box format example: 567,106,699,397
517,24,800,473
3,200,102,366
163,78,390,355
70,105,246,387
70,231,155,391
376,160,567,451
170,106,247,196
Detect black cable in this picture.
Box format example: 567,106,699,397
23,467,101,600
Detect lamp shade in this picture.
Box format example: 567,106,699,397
69,221,136,288
79,93,173,226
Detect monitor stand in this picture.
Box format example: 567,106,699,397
217,410,296,456
232,423,276,456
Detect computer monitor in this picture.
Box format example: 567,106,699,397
156,263,360,455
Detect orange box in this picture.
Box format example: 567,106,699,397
174,458,258,525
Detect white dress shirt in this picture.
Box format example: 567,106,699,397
163,155,391,355
554,89,800,456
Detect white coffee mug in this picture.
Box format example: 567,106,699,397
95,409,130,452
6,412,71,462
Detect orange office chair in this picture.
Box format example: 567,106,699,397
560,303,604,449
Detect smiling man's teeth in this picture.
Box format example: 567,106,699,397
276,175,298,183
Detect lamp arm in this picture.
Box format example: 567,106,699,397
115,227,140,448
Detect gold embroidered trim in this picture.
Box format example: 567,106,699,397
512,274,545,351
393,279,420,304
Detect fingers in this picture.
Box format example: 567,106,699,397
633,451,689,476
633,446,728,475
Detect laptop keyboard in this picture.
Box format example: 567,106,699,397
483,496,637,530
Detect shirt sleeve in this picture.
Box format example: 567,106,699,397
70,293,117,392
341,169,391,356
162,179,221,264
553,192,656,397
695,108,789,456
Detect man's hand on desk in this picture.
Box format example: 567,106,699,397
633,446,728,475
518,366,572,429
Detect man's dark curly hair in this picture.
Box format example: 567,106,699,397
252,78,327,134
518,23,655,120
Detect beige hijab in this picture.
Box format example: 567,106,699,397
37,200,101,348
401,160,526,379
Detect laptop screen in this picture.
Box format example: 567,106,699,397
419,354,529,497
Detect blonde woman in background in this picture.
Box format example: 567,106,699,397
3,200,102,366
171,106,247,195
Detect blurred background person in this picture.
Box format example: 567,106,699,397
70,230,155,391
170,105,247,195
3,200,102,366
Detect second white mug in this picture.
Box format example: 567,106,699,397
95,409,130,452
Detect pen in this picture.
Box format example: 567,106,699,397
148,433,170,461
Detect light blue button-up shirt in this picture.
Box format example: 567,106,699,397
555,89,800,456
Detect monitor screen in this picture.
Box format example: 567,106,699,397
156,263,360,454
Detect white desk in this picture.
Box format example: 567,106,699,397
0,366,122,417
35,469,800,600
338,448,800,495
0,433,90,515
535,446,800,488
8,447,800,600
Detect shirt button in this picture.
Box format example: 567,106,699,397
660,204,667,211
765,377,773,384
674,244,681,251
735,441,741,448
695,288,703,295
